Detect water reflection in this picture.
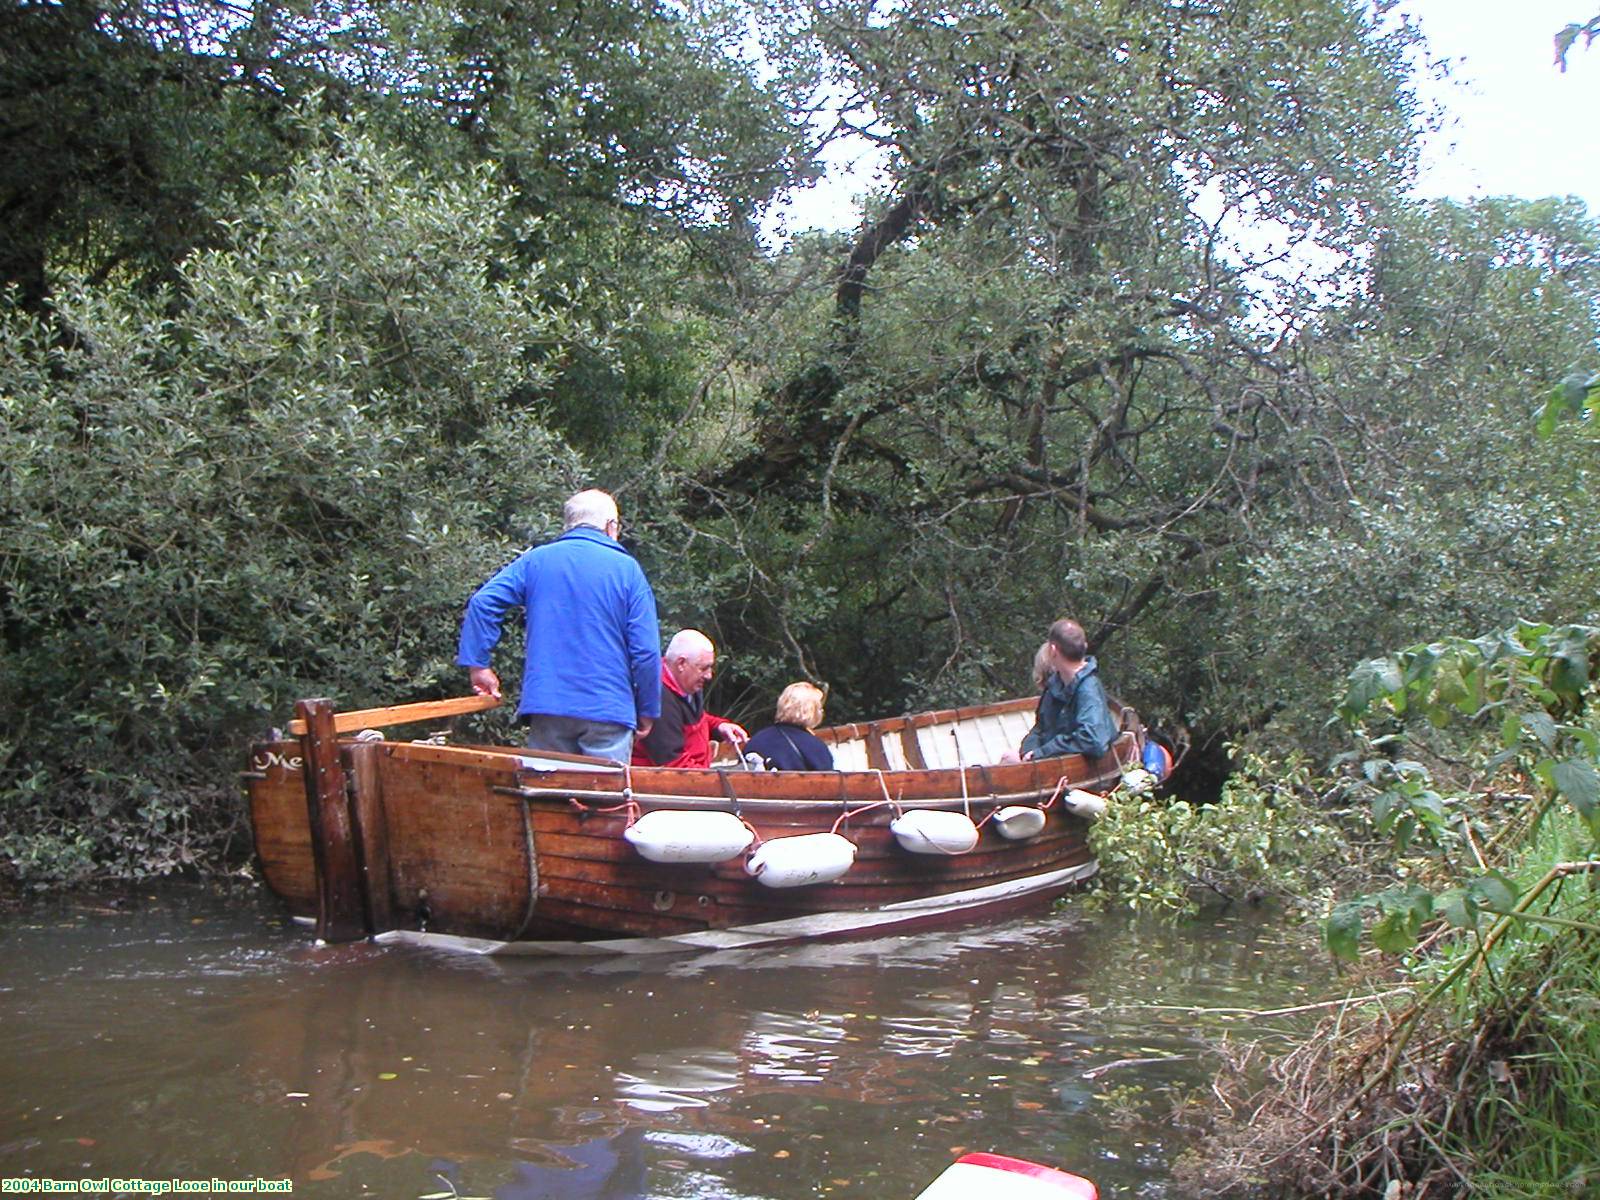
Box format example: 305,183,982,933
0,887,1334,1200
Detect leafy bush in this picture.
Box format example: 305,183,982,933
0,122,580,882
1325,621,1600,960
1086,753,1356,916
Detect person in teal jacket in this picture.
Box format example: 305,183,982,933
1016,619,1118,761
457,489,660,762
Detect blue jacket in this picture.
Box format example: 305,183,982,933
457,526,661,728
1020,656,1118,760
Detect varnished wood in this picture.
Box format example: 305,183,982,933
286,693,499,736
250,694,1143,949
295,698,366,942
348,742,394,934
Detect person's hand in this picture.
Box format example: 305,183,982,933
637,717,654,737
717,721,749,748
469,667,501,700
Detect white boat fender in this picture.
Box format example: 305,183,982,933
890,809,980,855
992,805,1048,840
745,833,857,888
1062,789,1107,819
623,810,754,864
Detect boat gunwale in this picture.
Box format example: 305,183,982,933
497,777,1120,814
320,729,1134,782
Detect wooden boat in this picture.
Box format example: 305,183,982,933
243,693,1144,955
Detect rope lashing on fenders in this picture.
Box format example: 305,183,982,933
1040,776,1071,810
569,762,638,822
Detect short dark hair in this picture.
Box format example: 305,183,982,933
1047,618,1088,662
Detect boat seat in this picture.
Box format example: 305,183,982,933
829,737,871,771
912,709,1034,769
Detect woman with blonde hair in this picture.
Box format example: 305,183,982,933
1031,641,1054,691
744,681,836,771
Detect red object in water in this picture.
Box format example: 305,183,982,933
913,1152,1098,1200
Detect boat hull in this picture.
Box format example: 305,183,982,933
244,696,1137,953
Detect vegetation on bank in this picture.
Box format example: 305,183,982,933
1074,616,1600,1197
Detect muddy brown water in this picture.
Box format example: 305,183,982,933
1,885,1336,1199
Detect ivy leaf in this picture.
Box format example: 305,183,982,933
1467,872,1518,915
1554,371,1595,420
1402,644,1441,687
1520,711,1558,752
1545,627,1594,700
1371,909,1419,954
1436,887,1476,930
1370,886,1433,954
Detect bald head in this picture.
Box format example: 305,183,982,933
563,489,619,533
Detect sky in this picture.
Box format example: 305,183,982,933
767,0,1600,236
1406,0,1600,213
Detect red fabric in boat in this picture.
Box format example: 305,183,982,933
631,663,725,769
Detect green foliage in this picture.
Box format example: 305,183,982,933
0,123,579,882
1459,932,1600,1197
4,0,1599,889
1324,620,1600,960
1537,368,1600,435
1085,753,1351,916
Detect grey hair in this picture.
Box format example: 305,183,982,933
665,628,714,661
563,489,618,532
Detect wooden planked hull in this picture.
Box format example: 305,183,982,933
243,696,1139,954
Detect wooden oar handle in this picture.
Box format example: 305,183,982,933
287,694,500,736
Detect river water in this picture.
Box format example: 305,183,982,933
1,886,1335,1200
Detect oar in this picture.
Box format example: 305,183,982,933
287,694,500,736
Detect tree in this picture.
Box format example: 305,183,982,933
0,0,382,311
0,124,577,879
1209,196,1600,745
659,0,1434,719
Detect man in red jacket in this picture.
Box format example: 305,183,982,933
632,629,749,768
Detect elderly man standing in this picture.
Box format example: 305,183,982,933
633,629,749,768
457,489,660,762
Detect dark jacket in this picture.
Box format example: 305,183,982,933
1020,656,1118,760
633,664,726,768
746,724,835,771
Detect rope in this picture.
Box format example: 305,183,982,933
830,799,894,835
950,729,972,818
1040,776,1071,810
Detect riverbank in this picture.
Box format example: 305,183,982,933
1179,825,1600,1197
1163,622,1600,1198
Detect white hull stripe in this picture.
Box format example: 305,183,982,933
373,860,1098,957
